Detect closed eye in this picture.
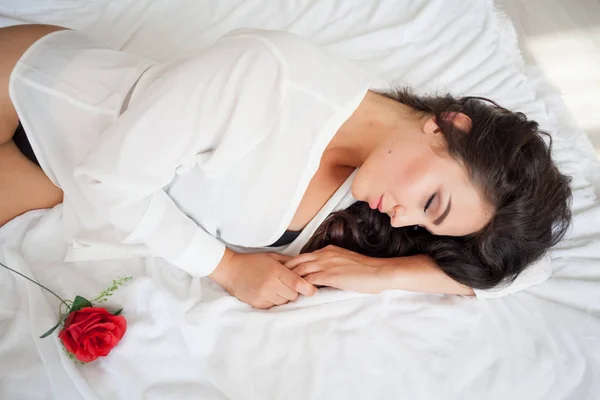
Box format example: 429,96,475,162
424,193,436,212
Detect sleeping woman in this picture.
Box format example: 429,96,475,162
0,25,572,308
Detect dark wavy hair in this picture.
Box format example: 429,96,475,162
302,88,573,290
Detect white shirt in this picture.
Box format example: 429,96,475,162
9,29,552,298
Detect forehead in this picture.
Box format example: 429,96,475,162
432,155,493,236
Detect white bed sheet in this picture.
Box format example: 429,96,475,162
0,0,599,399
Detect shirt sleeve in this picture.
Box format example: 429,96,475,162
74,31,286,276
472,254,553,299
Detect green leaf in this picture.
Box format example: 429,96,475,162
40,321,62,339
112,308,123,316
39,312,70,339
70,295,93,313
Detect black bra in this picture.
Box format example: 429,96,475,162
268,230,302,247
14,121,39,166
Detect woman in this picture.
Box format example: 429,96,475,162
1,25,571,309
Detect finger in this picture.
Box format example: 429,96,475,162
304,272,335,288
267,252,292,264
292,262,323,277
322,244,344,252
275,281,300,301
253,301,275,310
284,253,318,269
267,293,290,306
280,268,318,297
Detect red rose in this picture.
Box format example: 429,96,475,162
58,307,127,362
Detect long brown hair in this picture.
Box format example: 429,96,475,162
302,88,572,290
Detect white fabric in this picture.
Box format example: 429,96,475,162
473,254,553,298
160,30,379,248
10,28,379,277
1,0,599,399
9,27,549,297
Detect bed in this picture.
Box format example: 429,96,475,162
1,0,599,399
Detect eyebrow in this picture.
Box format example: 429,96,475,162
433,196,452,226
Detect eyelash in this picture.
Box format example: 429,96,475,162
424,193,436,212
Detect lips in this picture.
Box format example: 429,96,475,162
369,195,383,211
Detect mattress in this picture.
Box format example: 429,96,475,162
0,0,599,399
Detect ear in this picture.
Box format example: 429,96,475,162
423,117,441,135
439,112,472,133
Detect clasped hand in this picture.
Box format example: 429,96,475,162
211,245,386,309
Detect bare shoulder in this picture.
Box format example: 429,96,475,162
0,24,68,142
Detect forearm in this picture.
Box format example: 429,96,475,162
376,255,475,296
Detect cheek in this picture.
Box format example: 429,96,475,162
389,155,440,199
352,150,399,197
355,144,439,199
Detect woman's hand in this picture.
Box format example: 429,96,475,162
285,245,388,294
209,249,318,309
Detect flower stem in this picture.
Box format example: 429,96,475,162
0,261,67,304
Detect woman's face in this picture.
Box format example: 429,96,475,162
351,116,492,236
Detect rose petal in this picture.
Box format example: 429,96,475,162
62,312,76,328
75,344,97,362
58,328,78,354
86,336,100,358
88,321,116,332
111,316,127,338
65,313,104,341
91,335,114,357
79,327,117,358
67,319,102,343
76,308,113,317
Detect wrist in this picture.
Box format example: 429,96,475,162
360,256,400,293
366,255,404,269
208,248,236,287
374,263,397,290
